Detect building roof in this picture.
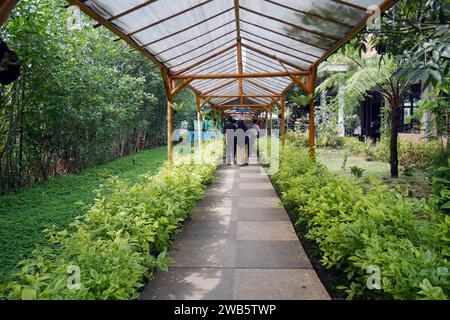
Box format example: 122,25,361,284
70,0,396,113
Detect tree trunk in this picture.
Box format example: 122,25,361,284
389,100,400,178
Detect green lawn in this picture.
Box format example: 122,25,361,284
317,149,431,198
0,147,166,284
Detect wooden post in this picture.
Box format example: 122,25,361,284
307,66,318,159
265,111,268,135
196,94,203,147
167,95,174,163
0,0,18,27
270,109,273,136
161,70,174,163
281,95,286,145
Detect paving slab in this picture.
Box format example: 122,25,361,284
237,196,280,208
236,221,299,241
232,189,278,197
197,197,233,207
233,207,289,221
170,239,236,268
239,182,274,190
177,220,236,240
235,241,312,269
191,206,232,221
141,164,330,300
141,268,233,300
233,269,331,300
239,173,268,178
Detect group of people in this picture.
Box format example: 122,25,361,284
223,116,260,166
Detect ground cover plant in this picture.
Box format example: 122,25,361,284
0,147,166,285
0,0,196,194
272,145,449,300
0,143,220,299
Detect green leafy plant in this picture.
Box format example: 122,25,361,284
430,163,450,215
272,145,449,300
1,143,220,299
350,165,365,178
291,93,314,107
341,151,349,170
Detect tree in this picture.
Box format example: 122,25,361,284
368,0,449,88
318,48,415,177
318,0,449,177
0,0,193,193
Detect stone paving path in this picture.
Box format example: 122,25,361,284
141,164,330,300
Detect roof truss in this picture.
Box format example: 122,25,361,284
67,0,397,113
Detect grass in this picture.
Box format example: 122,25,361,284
0,147,166,284
317,149,432,198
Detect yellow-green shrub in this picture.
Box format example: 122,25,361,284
343,137,447,171
273,145,449,300
1,144,220,300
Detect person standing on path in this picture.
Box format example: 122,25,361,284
236,120,248,166
223,116,236,165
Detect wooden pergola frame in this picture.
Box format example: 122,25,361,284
2,0,398,162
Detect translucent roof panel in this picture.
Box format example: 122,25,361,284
76,0,396,111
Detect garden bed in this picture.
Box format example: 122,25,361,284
0,147,167,285
317,149,432,198
271,145,449,300
0,144,220,299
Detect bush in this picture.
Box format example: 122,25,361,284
399,140,447,171
272,145,449,300
1,144,220,299
430,163,450,215
343,137,366,156
344,137,447,172
317,134,344,149
374,139,390,162
287,131,309,149
350,165,365,178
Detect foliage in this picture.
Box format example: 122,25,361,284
288,130,309,149
290,93,313,107
341,151,349,170
314,101,344,149
367,0,450,89
343,137,367,156
415,77,450,142
379,105,391,139
342,137,447,172
0,146,166,285
400,140,447,171
342,137,376,161
344,114,360,135
273,145,449,300
430,162,450,215
349,165,365,178
0,143,219,299
0,0,195,193
317,50,395,113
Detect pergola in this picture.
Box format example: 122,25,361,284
2,0,397,161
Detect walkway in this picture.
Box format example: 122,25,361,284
141,164,330,300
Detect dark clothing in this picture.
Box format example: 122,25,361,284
223,122,236,134
224,121,236,165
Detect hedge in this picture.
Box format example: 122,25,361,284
1,143,220,300
272,145,449,300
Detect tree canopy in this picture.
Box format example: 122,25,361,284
0,0,195,193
